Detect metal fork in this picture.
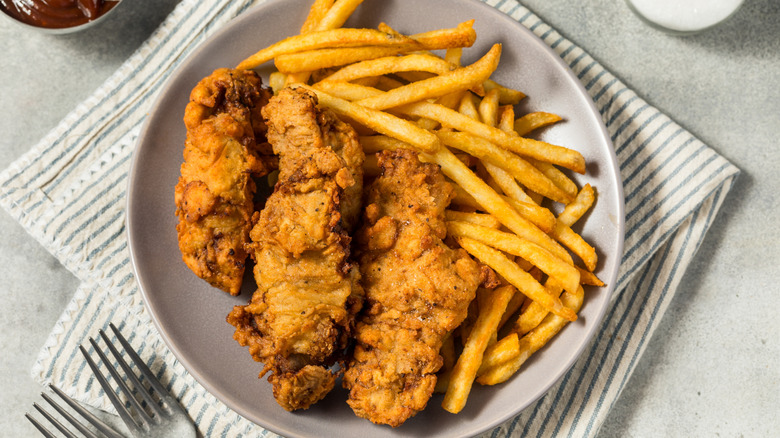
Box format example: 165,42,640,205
26,384,125,438
27,323,197,438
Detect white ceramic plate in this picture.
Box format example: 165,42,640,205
127,0,624,436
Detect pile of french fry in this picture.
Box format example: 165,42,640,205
237,0,604,416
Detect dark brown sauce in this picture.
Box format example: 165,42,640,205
0,0,119,29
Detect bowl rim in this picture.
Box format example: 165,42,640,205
0,0,123,34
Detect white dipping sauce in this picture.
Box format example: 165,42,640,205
627,0,744,33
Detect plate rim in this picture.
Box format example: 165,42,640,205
126,0,625,436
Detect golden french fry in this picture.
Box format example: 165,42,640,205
416,117,439,131
411,20,477,50
476,95,552,213
443,285,515,413
458,92,480,120
282,0,345,85
437,131,573,204
471,81,487,98
319,53,454,83
358,134,410,154
300,0,335,33
488,331,498,348
363,133,468,168
550,223,598,271
313,0,364,31
448,182,555,232
476,161,504,194
484,104,545,206
275,45,413,73
301,85,441,153
577,265,605,286
558,184,596,226
477,285,584,385
502,196,556,233
445,47,462,66
549,185,598,271
530,159,579,201
483,79,526,105
485,105,544,210
445,210,502,229
498,105,515,132
516,112,575,202
476,333,520,376
450,184,482,210
312,85,577,201
516,277,563,335
284,71,311,85
398,101,586,173
312,79,383,100
433,92,464,116
376,21,402,37
513,111,563,136
498,288,525,330
237,28,420,70
355,44,502,110
484,163,531,202
448,221,581,296
269,71,288,94
478,88,500,127
457,237,577,322
377,20,476,52
428,146,572,263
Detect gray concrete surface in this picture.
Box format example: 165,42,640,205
1,0,778,437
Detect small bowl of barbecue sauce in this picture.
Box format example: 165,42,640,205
0,0,121,34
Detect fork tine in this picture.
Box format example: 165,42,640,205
48,385,125,438
32,402,78,438
109,323,170,400
80,344,140,434
87,337,155,428
25,413,58,438
98,328,164,417
40,391,100,438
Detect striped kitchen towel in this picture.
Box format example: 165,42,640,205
0,0,739,436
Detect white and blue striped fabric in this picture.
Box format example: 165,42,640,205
0,0,739,436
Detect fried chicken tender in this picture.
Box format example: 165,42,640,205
344,149,481,427
175,68,274,295
227,87,364,411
